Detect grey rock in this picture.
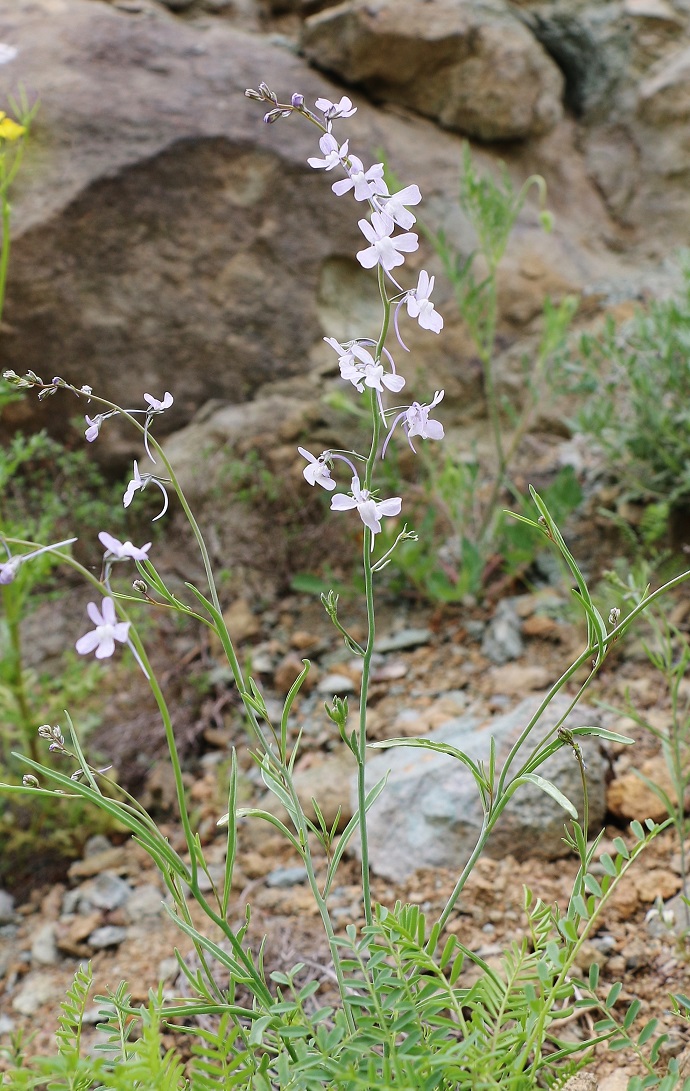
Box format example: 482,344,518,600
31,923,59,966
481,601,524,664
357,694,608,882
375,628,432,653
124,884,165,922
75,873,132,912
83,835,113,858
0,890,15,925
266,865,308,887
301,0,564,141
88,925,128,949
11,973,57,1015
316,673,357,695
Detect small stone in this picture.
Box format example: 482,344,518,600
56,912,103,955
607,755,677,822
222,598,260,643
31,923,59,966
83,834,113,857
317,673,357,695
561,1073,598,1091
488,662,551,694
12,973,57,1015
600,1071,634,1091
68,846,129,879
635,867,682,903
0,890,15,925
481,602,523,664
124,884,164,923
265,865,308,888
88,925,127,949
78,873,133,911
375,628,432,653
274,652,315,694
522,615,559,638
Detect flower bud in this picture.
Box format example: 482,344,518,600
22,774,39,788
291,93,304,109
258,82,277,103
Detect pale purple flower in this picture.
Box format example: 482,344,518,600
406,270,443,333
357,213,418,272
0,538,77,585
383,390,445,457
98,531,151,561
75,596,130,660
307,133,349,171
315,96,357,123
375,184,422,230
123,460,169,521
342,344,405,396
0,45,18,66
84,414,103,442
298,447,337,490
332,156,387,202
331,475,402,544
144,391,173,412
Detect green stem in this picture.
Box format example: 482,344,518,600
1,586,39,763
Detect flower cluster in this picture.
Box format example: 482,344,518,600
245,86,445,545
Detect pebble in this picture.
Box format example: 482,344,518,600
31,922,59,966
77,873,133,912
124,884,165,923
317,673,357,695
375,628,432,653
265,866,308,888
12,972,57,1015
88,925,128,950
481,601,523,664
0,890,15,925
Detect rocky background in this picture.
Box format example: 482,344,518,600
2,0,690,457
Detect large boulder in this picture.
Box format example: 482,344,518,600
0,0,603,458
358,694,608,882
301,0,565,141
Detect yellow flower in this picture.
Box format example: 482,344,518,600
0,112,25,141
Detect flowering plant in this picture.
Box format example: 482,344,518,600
2,85,690,1089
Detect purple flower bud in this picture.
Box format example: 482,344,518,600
263,108,283,124
291,93,304,109
258,82,277,104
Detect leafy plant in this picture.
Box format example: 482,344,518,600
554,259,690,545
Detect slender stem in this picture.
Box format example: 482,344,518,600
1,586,39,763
0,163,11,324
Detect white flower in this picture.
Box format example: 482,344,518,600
357,212,418,272
84,414,102,442
144,391,173,412
375,184,422,230
298,447,336,490
331,475,402,544
123,460,169,521
307,133,349,171
315,96,357,123
383,391,445,457
406,270,443,333
75,596,130,660
332,156,387,202
98,531,151,561
0,538,77,585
